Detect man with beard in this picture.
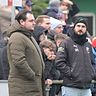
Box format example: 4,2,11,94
55,16,96,96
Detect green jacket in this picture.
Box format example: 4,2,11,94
7,21,45,96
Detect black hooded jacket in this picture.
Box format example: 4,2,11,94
32,25,48,44
55,29,96,89
42,7,59,19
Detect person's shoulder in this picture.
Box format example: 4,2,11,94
9,32,26,42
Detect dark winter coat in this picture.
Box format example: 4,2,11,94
0,32,9,80
7,21,45,96
42,7,59,19
43,54,60,80
32,25,48,44
47,30,56,43
67,2,80,24
55,30,96,89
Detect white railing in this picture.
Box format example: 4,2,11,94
0,80,9,96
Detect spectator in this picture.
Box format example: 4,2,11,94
54,33,68,47
7,10,45,96
35,15,51,31
42,0,60,19
15,0,34,14
55,16,96,96
24,0,34,11
54,33,68,95
0,24,9,80
59,0,80,25
39,39,60,96
33,15,51,44
91,37,96,96
47,17,63,42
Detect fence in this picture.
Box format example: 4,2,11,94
0,80,9,96
1,80,96,96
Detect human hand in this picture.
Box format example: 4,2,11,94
45,79,53,85
47,54,56,60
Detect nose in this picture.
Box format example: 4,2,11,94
79,26,82,29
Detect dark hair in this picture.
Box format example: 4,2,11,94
15,10,32,23
39,39,56,52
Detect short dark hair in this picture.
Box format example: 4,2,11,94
39,39,56,51
15,10,32,23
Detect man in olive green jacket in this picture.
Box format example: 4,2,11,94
7,10,45,96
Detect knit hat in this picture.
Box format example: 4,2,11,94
50,17,62,30
92,37,96,48
73,16,88,28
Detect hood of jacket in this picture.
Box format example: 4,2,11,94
44,7,58,14
47,30,56,42
42,8,58,19
6,20,32,38
32,25,48,44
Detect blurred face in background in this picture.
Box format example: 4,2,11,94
43,47,56,60
54,24,63,34
40,18,51,30
25,5,32,11
43,47,55,57
56,39,64,47
60,2,69,11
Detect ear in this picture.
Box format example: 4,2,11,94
19,19,25,26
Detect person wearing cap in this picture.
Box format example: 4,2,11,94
55,16,96,96
50,17,63,33
47,17,64,43
42,0,60,19
15,0,34,14
25,0,34,11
